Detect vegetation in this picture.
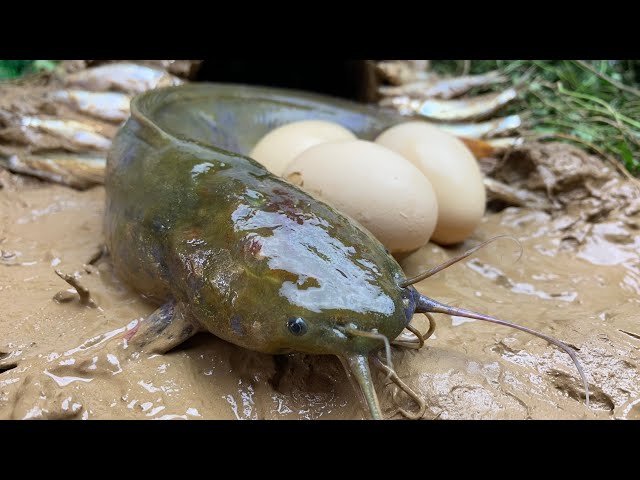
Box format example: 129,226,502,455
0,60,59,80
432,60,640,176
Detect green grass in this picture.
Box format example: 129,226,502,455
0,60,59,80
431,60,640,176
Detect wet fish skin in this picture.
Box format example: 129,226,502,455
381,88,518,122
18,116,112,151
435,115,522,139
485,136,524,150
64,63,183,95
0,153,105,189
416,88,518,121
48,90,131,123
0,61,185,189
458,136,524,158
379,71,508,100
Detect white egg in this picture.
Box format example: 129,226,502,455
375,121,486,245
283,140,439,254
249,120,356,175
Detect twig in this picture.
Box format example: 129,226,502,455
575,60,640,98
558,83,640,130
55,270,98,308
461,60,471,76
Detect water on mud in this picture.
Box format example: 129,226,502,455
1,144,638,419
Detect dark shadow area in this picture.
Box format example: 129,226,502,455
0,350,18,374
0,363,17,374
196,60,378,102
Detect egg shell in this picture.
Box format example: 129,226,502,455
249,120,356,175
283,140,439,254
375,121,486,245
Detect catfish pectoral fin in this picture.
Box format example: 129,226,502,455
125,301,202,355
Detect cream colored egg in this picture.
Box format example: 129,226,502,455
249,120,356,175
283,140,438,254
375,121,486,245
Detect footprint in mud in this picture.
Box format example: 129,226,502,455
548,368,615,413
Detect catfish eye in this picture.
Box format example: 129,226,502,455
287,317,308,336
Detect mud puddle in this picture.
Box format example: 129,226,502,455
1,145,639,419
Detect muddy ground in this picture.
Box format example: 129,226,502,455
1,141,638,420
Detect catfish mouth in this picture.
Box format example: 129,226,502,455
274,348,296,355
402,286,420,326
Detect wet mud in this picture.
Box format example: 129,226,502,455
1,142,638,420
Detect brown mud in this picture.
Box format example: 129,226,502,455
1,141,639,420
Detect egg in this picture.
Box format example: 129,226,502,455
249,120,356,175
375,121,486,245
283,140,439,254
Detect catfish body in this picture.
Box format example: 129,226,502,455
105,83,413,358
